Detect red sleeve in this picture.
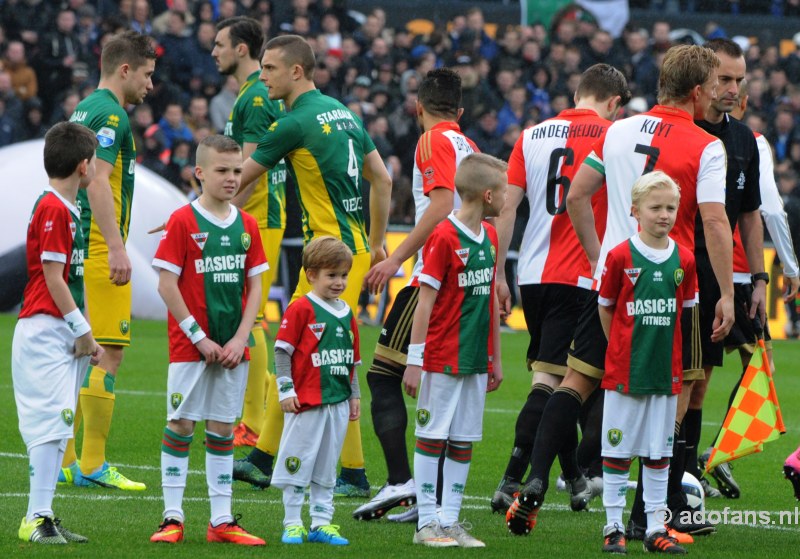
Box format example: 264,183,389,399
350,313,361,365
591,127,609,163
244,214,268,273
506,132,527,189
276,298,309,349
680,248,697,304
418,224,451,288
599,247,622,303
36,203,73,261
417,130,457,196
153,210,188,271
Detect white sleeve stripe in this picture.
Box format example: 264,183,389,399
152,258,182,275
41,251,67,263
682,300,696,308
274,339,295,356
597,296,615,307
248,262,270,277
696,141,727,205
418,273,441,290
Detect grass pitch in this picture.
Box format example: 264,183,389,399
1,313,799,557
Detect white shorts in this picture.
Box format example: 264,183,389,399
166,361,248,423
601,391,678,460
272,402,350,489
12,315,90,449
414,372,487,441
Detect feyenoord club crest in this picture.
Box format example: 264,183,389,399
191,232,209,250
455,248,469,265
417,409,431,426
607,428,623,447
674,268,684,286
624,267,641,286
241,232,251,250
285,456,301,474
308,323,326,340
170,393,183,410
61,409,74,426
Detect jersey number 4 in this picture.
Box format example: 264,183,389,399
546,147,574,216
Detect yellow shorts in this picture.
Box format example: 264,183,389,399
84,255,132,346
292,252,371,313
259,228,285,318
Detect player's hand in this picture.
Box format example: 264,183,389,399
749,280,767,325
280,397,300,413
89,341,104,366
403,365,422,398
147,222,166,234
349,398,361,420
785,275,800,303
487,367,503,392
108,245,132,286
496,280,512,319
711,294,735,342
219,337,247,369
196,337,223,363
370,244,387,267
74,331,98,358
364,256,400,295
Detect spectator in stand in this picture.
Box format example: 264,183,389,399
350,75,377,117
4,40,37,101
48,89,81,125
0,97,17,146
493,27,525,75
498,122,522,161
195,1,217,26
374,61,401,101
39,9,87,111
459,6,498,61
130,0,153,35
370,86,392,116
623,27,658,101
152,0,194,36
162,139,195,193
466,107,503,157
781,34,800,83
497,84,529,136
158,101,194,150
1,0,52,46
366,37,393,75
131,102,154,155
650,20,672,52
387,89,418,174
321,10,343,50
367,115,393,159
193,21,223,92
0,70,24,131
580,29,624,70
158,11,196,92
19,96,47,140
386,154,413,226
218,0,238,21
75,4,100,56
527,65,553,120
210,75,238,132
186,95,213,136
768,108,800,174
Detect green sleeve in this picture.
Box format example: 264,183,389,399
252,116,302,170
89,109,126,166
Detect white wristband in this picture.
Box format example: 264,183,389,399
179,315,206,344
407,343,425,367
64,308,91,338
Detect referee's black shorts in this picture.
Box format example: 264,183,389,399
696,248,724,367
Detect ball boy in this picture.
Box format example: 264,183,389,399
150,135,267,546
403,153,506,547
597,172,696,555
13,122,102,544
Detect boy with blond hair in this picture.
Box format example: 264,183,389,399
404,153,506,547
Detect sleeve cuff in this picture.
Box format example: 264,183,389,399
248,262,270,277
597,296,615,307
41,251,67,263
152,258,182,275
274,339,295,356
418,273,441,290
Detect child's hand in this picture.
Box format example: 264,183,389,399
280,397,300,413
75,332,103,366
219,337,246,369
349,398,361,420
487,367,503,392
196,337,223,363
403,365,422,398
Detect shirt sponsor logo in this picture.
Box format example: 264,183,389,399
96,127,116,148
193,254,246,273
308,322,326,339
625,267,641,285
70,110,87,123
626,298,677,326
457,267,493,287
311,348,354,368
106,114,120,127
191,232,208,250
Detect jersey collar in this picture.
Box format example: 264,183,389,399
97,88,120,105
292,89,322,108
648,105,694,122
191,199,239,228
448,212,485,244
43,185,79,216
240,71,261,94
429,121,462,133
631,233,675,264
307,291,350,318
557,108,599,118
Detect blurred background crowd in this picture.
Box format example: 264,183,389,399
3,0,800,329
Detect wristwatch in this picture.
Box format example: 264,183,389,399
751,272,770,285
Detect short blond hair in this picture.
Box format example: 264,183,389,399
454,152,508,200
302,236,353,271
657,45,719,105
631,170,681,208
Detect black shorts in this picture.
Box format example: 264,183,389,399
374,285,419,365
566,291,607,379
725,283,772,353
682,304,703,380
696,248,724,367
520,283,592,376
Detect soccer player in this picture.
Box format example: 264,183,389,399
684,39,763,501
212,16,288,448
598,171,696,555
490,64,630,513
61,31,156,490
354,68,478,521
506,44,733,537
13,122,102,545
235,34,392,496
272,236,361,546
404,153,506,548
149,135,267,546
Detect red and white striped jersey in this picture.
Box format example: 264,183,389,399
410,121,478,282
732,133,799,281
507,108,609,287
584,106,726,287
